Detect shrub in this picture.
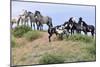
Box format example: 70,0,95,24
39,53,65,64
13,25,32,37
11,36,17,48
23,31,42,41
65,34,94,43
87,42,96,55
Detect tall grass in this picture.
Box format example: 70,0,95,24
12,25,32,37
39,53,65,64
11,36,17,48
23,31,42,41
39,34,96,64
65,34,94,43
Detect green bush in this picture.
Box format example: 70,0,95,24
13,25,32,37
87,42,96,55
39,53,65,64
23,31,41,41
65,34,94,43
11,36,17,48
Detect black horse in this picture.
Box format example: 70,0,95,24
78,17,95,37
63,17,76,35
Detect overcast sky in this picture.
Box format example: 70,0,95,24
12,1,95,29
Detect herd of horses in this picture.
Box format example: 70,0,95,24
11,10,95,42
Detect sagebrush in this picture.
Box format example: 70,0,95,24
23,31,42,41
12,25,32,37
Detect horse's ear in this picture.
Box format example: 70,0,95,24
79,17,83,20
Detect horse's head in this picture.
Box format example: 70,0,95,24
68,17,76,28
34,10,41,17
78,17,87,27
79,17,82,21
69,17,73,22
34,10,42,21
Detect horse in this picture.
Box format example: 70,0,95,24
63,17,77,35
48,24,69,42
17,10,30,26
11,18,16,29
78,17,95,37
34,10,53,30
26,11,38,30
11,16,21,29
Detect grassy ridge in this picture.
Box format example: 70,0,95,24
39,34,96,64
11,30,96,65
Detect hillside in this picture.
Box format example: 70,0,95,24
11,31,96,66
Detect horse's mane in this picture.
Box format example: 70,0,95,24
69,18,73,22
82,21,88,26
78,19,88,26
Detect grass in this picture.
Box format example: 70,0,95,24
39,41,96,64
39,53,65,64
11,35,17,48
65,34,94,43
12,25,32,37
12,31,96,65
23,30,42,41
39,34,96,64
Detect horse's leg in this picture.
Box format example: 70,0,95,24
72,29,74,35
25,21,26,26
79,30,81,34
60,33,63,40
84,31,87,35
41,24,43,30
39,24,42,31
26,21,28,26
49,34,52,42
17,21,19,26
21,19,23,25
39,25,41,31
71,29,73,35
91,31,94,37
30,21,32,29
24,20,26,26
39,23,43,31
33,23,35,30
66,29,70,38
36,22,39,30
37,25,39,30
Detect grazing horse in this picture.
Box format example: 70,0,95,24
48,25,68,42
34,10,53,30
78,17,95,37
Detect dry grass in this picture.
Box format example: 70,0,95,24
11,31,96,66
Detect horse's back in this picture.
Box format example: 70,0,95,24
42,16,52,24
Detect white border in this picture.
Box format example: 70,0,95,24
0,0,99,67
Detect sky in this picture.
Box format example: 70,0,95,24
12,1,95,30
